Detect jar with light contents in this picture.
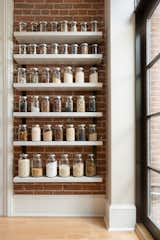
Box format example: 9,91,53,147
19,44,27,54
63,66,73,83
31,96,40,112
30,68,39,83
31,153,43,177
88,124,97,141
46,154,57,177
66,124,75,141
39,21,47,32
85,153,96,177
77,96,85,112
81,43,88,54
41,68,50,83
80,22,87,32
59,154,70,177
75,67,84,83
18,124,28,141
90,20,98,32
32,124,41,141
71,44,78,54
18,153,30,178
73,154,84,177
89,67,98,83
43,125,52,141
51,43,59,54
70,21,77,32
61,44,69,54
19,21,27,32
41,96,50,112
17,68,26,83
51,67,61,83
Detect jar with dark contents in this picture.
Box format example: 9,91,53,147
77,124,86,141
41,96,50,112
54,124,63,141
31,22,39,32
28,44,37,54
85,153,96,177
19,21,27,32
91,44,98,54
88,124,97,141
88,96,96,112
17,68,26,83
41,68,50,83
18,124,28,141
53,96,62,112
19,96,27,112
61,44,69,54
51,43,59,54
50,21,58,32
65,96,73,112
80,22,87,32
30,68,39,83
39,21,47,32
60,20,68,32
71,44,78,54
19,44,27,54
81,43,88,54
90,20,98,32
31,153,43,177
39,44,47,54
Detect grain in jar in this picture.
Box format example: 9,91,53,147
63,66,73,83
19,96,27,112
51,43,59,54
53,96,62,112
28,44,37,54
54,124,63,141
19,21,27,32
41,68,50,83
46,154,57,177
70,21,77,32
89,67,98,83
85,153,96,177
77,96,85,112
19,44,27,54
43,125,52,141
41,96,50,112
18,153,30,178
88,96,96,112
39,21,47,31
59,154,70,177
81,43,88,54
65,96,73,112
17,68,26,83
39,44,47,54
88,124,97,141
31,153,43,177
18,124,28,141
66,124,75,141
90,20,98,32
71,44,78,54
32,124,41,141
80,22,87,32
75,67,84,83
50,21,58,32
73,153,84,177
91,44,98,54
60,20,68,32
30,68,39,83
51,67,61,83
31,96,40,112
61,44,69,54
77,124,86,141
31,22,38,32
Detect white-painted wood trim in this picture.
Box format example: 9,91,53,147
13,141,103,146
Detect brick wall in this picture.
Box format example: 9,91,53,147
13,0,107,195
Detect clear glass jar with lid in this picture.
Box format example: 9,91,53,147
31,124,41,141
30,68,39,83
51,67,61,83
19,44,27,54
66,124,75,141
17,67,26,83
81,43,88,54
77,124,86,141
41,96,50,112
31,96,40,112
60,20,68,32
53,96,62,112
59,154,70,177
46,154,57,177
70,21,77,32
39,21,47,31
50,21,58,32
85,153,96,177
65,96,73,112
31,153,43,177
73,153,84,177
61,44,69,54
19,21,27,32
18,124,28,141
54,124,63,141
88,124,97,141
43,124,52,141
18,153,30,178
31,22,38,32
39,44,47,54
89,67,98,83
28,44,37,54
91,44,98,54
77,96,85,112
75,67,84,83
51,43,59,54
80,22,87,32
90,20,98,32
41,67,50,83
71,44,78,54
88,96,96,112
19,96,27,112
63,66,73,83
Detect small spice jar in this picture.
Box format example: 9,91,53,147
50,21,58,32
19,21,27,32
19,44,27,54
81,43,88,54
54,124,63,141
46,154,57,177
31,96,40,112
59,154,70,177
18,153,30,178
77,96,85,112
90,20,98,32
61,44,69,54
75,67,84,83
41,96,50,112
91,44,98,54
80,22,88,32
89,67,98,83
39,44,47,54
85,153,96,177
41,68,50,83
43,124,52,141
66,124,75,141
51,67,61,83
60,20,68,32
32,124,41,141
88,124,97,141
17,68,26,83
88,96,96,112
65,96,73,112
53,96,62,112
30,68,39,83
73,153,84,177
63,66,73,83
31,22,39,32
77,124,86,141
28,44,37,54
51,43,59,54
19,96,27,112
70,21,77,32
71,44,78,54
18,124,28,141
39,21,47,32
31,153,43,177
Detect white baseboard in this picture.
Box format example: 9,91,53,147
104,200,136,231
13,194,105,217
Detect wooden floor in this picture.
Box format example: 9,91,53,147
0,217,139,240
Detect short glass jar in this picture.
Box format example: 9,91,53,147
65,96,73,112
51,67,61,83
61,44,69,54
39,44,47,54
28,44,37,54
70,21,77,32
41,96,50,112
43,125,52,141
63,66,73,83
19,21,27,32
75,67,84,83
66,124,75,141
17,68,26,83
85,153,96,177
18,153,30,178
90,20,98,32
31,22,39,32
30,68,39,83
91,44,98,54
31,153,43,177
50,21,58,32
39,21,47,32
81,43,88,54
19,96,27,112
51,43,59,54
73,153,84,177
60,20,68,32
53,96,62,112
54,124,63,141
88,124,97,141
41,68,50,83
80,22,87,32
77,96,85,112
59,154,70,177
89,67,98,83
19,44,27,54
71,44,78,54
77,124,86,141
88,96,96,112
31,96,40,112
46,154,57,177
32,124,41,141
18,124,28,141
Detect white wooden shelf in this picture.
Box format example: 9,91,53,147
13,83,103,91
13,141,103,146
14,54,103,65
13,176,103,183
14,32,103,44
13,112,103,118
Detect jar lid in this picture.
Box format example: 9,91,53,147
78,95,85,98
64,66,72,70
33,153,41,157
29,44,37,47
70,21,77,24
42,96,50,99
19,124,27,128
90,20,98,24
52,67,60,71
20,153,28,158
51,43,59,46
72,44,78,47
78,124,86,127
30,67,38,71
80,21,87,25
31,22,38,25
48,153,56,157
81,43,88,46
90,67,97,71
60,20,68,23
89,95,96,98
67,96,73,99
55,124,63,128
19,21,27,25
89,124,96,127
43,124,52,128
31,95,39,99
88,153,94,157
92,44,98,47
76,67,84,71
42,67,50,71
50,21,58,24
75,153,82,157
18,67,26,71
54,96,61,99
63,44,69,47
39,21,47,24
39,43,47,46
19,44,27,46
62,153,68,157
32,124,40,127
19,96,27,99
66,124,74,127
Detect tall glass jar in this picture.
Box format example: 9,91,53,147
41,96,50,112
31,153,43,177
88,96,96,112
91,44,98,54
59,154,70,177
53,96,62,112
77,124,86,141
39,21,47,32
80,22,87,32
73,153,84,177
51,67,61,83
54,124,63,141
65,96,73,112
31,96,40,112
63,66,73,83
31,22,38,32
61,44,69,54
66,124,75,141
19,44,27,54
60,21,68,32
17,68,26,83
29,68,39,83
28,44,37,54
88,124,97,141
81,43,88,54
19,96,27,112
18,124,28,141
32,124,41,141
85,153,96,177
70,21,77,32
77,96,85,112
90,20,98,32
71,44,78,54
50,21,58,32
41,68,50,83
43,125,52,141
19,21,27,32
39,44,47,54
46,154,57,177
75,67,84,83
51,43,59,54
18,153,30,178
89,67,98,83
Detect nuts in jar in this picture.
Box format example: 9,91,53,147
77,96,85,112
18,124,28,141
54,124,63,141
43,125,52,141
66,124,75,141
41,96,50,112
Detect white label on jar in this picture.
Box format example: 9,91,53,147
18,159,30,177
59,164,70,177
66,128,75,141
46,162,57,177
89,72,98,83
31,105,40,112
73,162,84,177
64,72,73,83
75,71,84,83
32,127,41,141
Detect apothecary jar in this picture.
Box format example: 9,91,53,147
59,154,70,177
31,153,43,177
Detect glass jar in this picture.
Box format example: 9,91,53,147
65,96,73,112
43,125,52,141
71,44,78,54
30,68,39,83
46,154,57,177
75,67,84,83
81,43,88,54
31,22,38,32
41,96,50,112
85,153,96,177
32,124,41,141
90,20,98,32
39,44,47,54
80,22,87,32
50,21,58,32
88,124,97,141
19,44,27,54
54,124,63,141
63,66,73,83
53,96,62,112
28,44,37,54
18,124,28,141
66,124,75,141
73,153,84,177
51,43,59,54
61,44,69,54
88,96,96,112
60,20,68,32
31,96,40,112
89,67,98,83
31,153,43,177
59,154,70,177
51,67,61,83
77,124,86,141
19,96,27,112
70,21,77,32
77,96,85,112
91,44,98,54
18,153,30,178
39,21,47,32
17,68,26,83
41,68,50,83
19,21,27,32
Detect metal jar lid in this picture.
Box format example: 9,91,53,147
30,67,38,72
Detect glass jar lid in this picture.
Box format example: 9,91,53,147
19,124,27,128
33,153,41,157
42,96,50,99
70,21,77,24
81,43,88,46
19,96,27,99
20,153,28,158
76,67,84,71
52,67,60,71
66,124,74,128
51,43,59,46
72,43,78,47
91,20,98,24
29,43,37,47
80,21,87,25
43,124,52,128
55,124,63,128
32,124,40,128
78,124,86,128
89,96,96,99
31,95,39,99
89,124,96,128
39,43,47,47
92,44,98,47
54,96,61,99
50,21,58,24
42,67,50,72
60,20,68,23
18,67,26,72
64,66,72,70
39,21,47,24
78,95,85,99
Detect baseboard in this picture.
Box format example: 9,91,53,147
135,223,154,240
13,194,105,217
